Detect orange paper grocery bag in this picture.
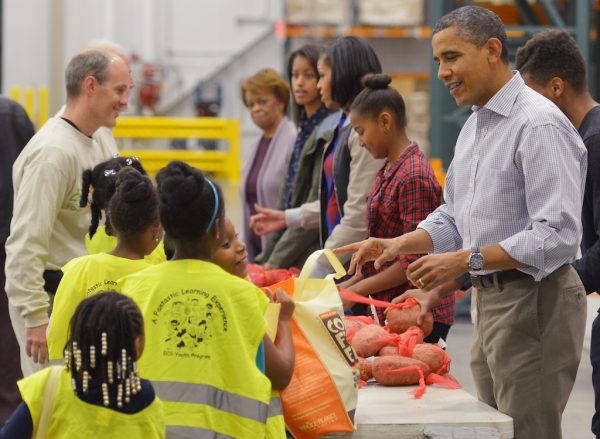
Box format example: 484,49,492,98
269,250,359,439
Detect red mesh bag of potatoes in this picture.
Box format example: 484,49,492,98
378,345,399,356
372,355,430,386
386,298,434,336
378,326,425,357
344,315,374,343
351,324,397,358
338,289,433,336
247,264,300,287
357,357,373,382
411,344,460,394
411,343,450,375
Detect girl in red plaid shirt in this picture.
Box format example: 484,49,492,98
339,73,456,343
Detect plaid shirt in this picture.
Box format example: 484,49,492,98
358,143,455,325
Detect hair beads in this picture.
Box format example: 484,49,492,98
101,332,108,356
65,292,145,408
90,345,96,368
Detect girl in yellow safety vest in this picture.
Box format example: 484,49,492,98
82,156,166,263
213,217,295,437
47,165,162,361
0,292,165,438
119,161,294,438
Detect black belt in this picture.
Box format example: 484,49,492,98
470,269,531,290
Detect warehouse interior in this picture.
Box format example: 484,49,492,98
4,1,598,170
1,1,599,438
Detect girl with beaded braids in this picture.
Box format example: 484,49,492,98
80,156,166,263
119,161,294,439
47,167,161,361
0,292,164,438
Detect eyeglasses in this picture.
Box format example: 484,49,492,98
245,96,275,109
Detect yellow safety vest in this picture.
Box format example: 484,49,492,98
263,303,286,438
266,392,285,438
119,259,278,438
86,225,167,265
18,366,165,438
47,253,151,361
85,225,117,254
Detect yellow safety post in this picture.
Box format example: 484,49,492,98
24,87,35,123
9,86,21,104
38,87,49,128
113,117,242,182
223,118,240,181
8,86,50,129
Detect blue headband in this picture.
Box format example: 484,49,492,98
205,179,219,232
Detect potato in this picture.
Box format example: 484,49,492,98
386,304,433,336
372,355,431,386
357,357,373,381
412,343,449,375
344,315,373,342
378,345,399,356
351,324,396,358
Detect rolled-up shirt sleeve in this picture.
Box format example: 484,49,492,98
285,200,320,230
498,124,587,281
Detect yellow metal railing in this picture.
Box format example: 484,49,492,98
113,117,241,181
10,86,49,129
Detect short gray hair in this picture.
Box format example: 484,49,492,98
65,50,111,98
86,40,130,65
433,5,508,63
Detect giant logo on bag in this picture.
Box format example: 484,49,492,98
319,310,358,366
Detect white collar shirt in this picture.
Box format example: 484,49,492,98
419,71,587,281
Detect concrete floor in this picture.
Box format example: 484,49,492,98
446,318,595,439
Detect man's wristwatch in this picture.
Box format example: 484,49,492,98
468,248,484,271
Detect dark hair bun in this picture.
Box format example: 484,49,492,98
156,161,206,207
362,73,392,90
156,161,223,241
115,167,154,203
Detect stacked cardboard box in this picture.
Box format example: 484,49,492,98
357,0,424,26
391,77,430,157
286,0,350,26
405,91,429,156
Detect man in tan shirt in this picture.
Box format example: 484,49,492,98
5,49,130,375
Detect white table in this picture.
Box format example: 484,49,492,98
325,383,513,438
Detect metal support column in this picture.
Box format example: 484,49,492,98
575,0,592,86
429,0,469,170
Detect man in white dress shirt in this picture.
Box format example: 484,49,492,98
337,6,587,439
